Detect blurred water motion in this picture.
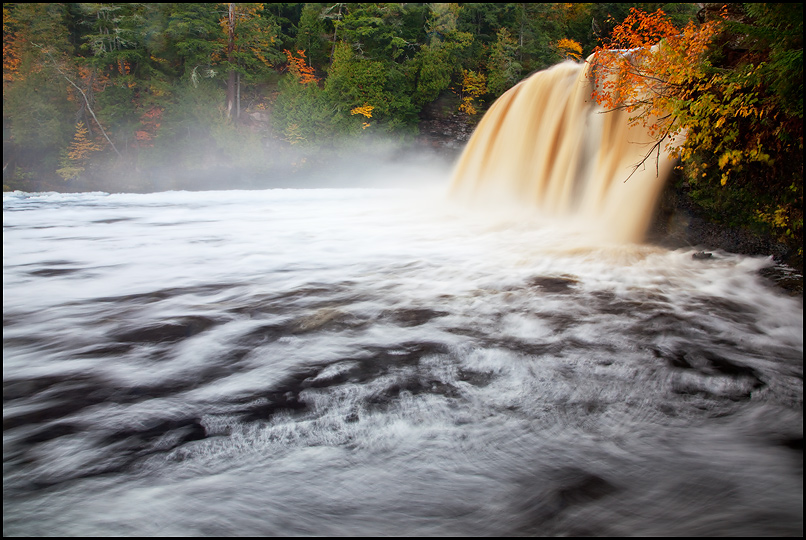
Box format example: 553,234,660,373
3,188,802,536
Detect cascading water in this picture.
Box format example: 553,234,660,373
450,58,680,244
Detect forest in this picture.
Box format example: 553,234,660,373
2,3,803,263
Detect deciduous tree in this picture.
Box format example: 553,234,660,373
590,5,802,256
57,121,102,180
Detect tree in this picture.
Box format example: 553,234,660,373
163,3,223,79
410,3,473,107
457,69,486,115
220,3,282,120
589,7,722,178
56,121,101,180
337,3,413,62
590,5,803,258
294,3,329,69
556,38,583,61
285,49,319,86
3,3,76,183
273,48,329,145
486,27,521,97
325,41,418,135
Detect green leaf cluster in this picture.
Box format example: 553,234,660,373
676,4,803,260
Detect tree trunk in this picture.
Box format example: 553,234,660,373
329,3,343,66
226,3,236,119
227,70,236,119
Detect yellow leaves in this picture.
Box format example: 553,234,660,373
718,149,743,170
284,122,305,145
458,69,486,115
756,205,796,234
556,38,583,61
458,100,477,115
716,145,773,186
350,104,374,118
284,49,318,85
351,103,374,128
461,69,486,96
66,122,101,162
57,121,102,181
586,7,783,193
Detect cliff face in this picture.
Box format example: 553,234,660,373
415,112,475,156
414,93,477,158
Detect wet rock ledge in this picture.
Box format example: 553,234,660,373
648,177,803,296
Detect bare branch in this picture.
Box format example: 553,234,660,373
622,131,673,183
33,44,122,158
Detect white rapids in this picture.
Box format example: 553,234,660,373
3,185,803,536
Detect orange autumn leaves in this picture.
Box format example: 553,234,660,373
134,107,163,148
587,6,782,190
284,49,318,85
589,7,721,141
587,6,729,179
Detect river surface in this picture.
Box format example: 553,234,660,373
3,185,802,536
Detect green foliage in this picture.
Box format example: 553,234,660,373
273,63,331,145
294,4,329,69
677,4,803,256
337,3,416,62
734,3,803,119
719,5,800,251
223,3,286,80
3,3,74,156
589,4,801,259
410,42,453,106
163,3,223,77
486,28,522,96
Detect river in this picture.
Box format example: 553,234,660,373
3,185,802,536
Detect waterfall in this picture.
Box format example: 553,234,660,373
449,59,679,244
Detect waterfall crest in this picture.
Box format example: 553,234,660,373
449,59,679,244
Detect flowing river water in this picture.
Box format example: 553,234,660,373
3,185,802,536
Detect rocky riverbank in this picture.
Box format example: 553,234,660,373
648,175,803,296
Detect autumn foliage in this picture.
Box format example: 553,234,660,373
589,6,802,256
556,38,583,61
589,8,721,148
2,4,799,260
133,107,163,148
458,69,487,115
284,49,318,85
350,103,374,129
57,122,101,181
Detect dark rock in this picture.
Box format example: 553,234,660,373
648,176,802,295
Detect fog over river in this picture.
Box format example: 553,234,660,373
3,184,802,536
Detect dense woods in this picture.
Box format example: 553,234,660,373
2,3,803,263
